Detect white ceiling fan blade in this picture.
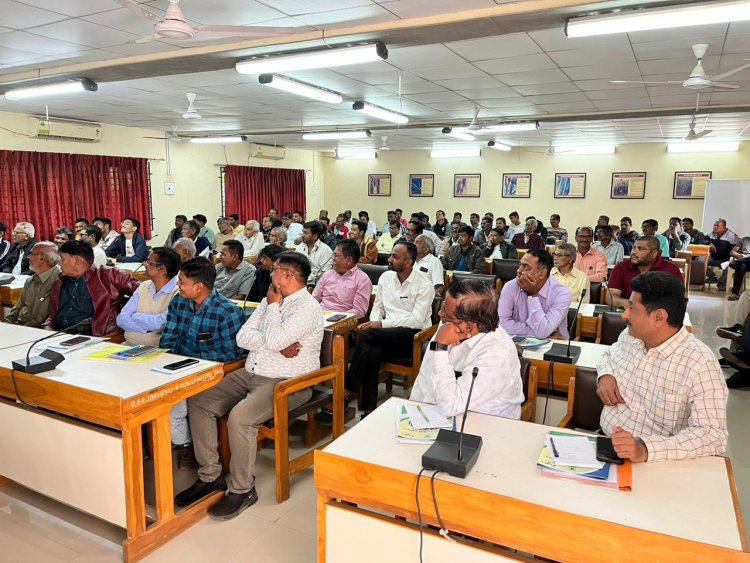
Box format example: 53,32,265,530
708,81,740,89
196,25,300,37
609,80,680,85
693,130,712,139
134,33,160,44
112,0,162,22
711,62,750,81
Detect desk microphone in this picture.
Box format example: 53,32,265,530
307,250,333,288
594,282,618,316
422,367,483,478
0,274,15,286
12,317,94,375
543,289,585,364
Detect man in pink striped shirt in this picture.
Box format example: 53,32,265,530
312,240,372,319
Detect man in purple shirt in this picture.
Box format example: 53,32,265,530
312,240,372,319
498,248,573,339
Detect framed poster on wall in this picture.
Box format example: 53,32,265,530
611,172,646,199
409,174,434,197
454,174,481,197
554,173,586,198
368,174,391,196
502,173,531,198
673,171,711,199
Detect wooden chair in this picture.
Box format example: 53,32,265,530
519,357,538,423
595,311,627,345
218,330,346,502
451,271,501,296
492,258,521,285
376,252,390,266
359,264,389,286
516,248,528,260
557,368,604,431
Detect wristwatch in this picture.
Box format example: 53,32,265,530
429,341,450,352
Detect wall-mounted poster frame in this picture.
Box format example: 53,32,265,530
611,172,646,199
368,174,391,196
673,171,711,199
409,174,434,197
502,173,532,198
454,174,481,197
554,173,586,198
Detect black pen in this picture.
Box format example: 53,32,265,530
549,437,560,458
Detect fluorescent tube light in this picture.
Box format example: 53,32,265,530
4,78,98,100
566,1,750,37
431,149,481,158
555,145,616,155
667,142,739,153
352,101,408,124
484,122,538,133
336,150,377,160
303,130,371,141
487,141,511,151
442,127,475,141
259,74,342,104
190,136,246,144
237,42,387,75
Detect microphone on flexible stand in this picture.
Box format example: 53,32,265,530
543,288,585,364
12,317,94,375
422,367,483,478
594,281,618,315
306,251,333,289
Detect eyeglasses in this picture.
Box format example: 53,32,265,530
271,266,294,275
438,303,464,325
554,253,572,258
142,260,162,268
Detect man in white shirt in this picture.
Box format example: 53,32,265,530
286,210,304,244
414,234,444,295
296,220,333,286
346,241,435,416
235,220,265,259
592,225,625,266
505,212,523,241
93,217,119,251
178,252,323,519
411,278,523,418
79,225,107,267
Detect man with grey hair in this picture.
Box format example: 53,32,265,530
551,243,590,304
235,220,264,258
414,234,444,295
269,226,288,246
3,241,60,327
174,237,197,263
1,222,37,275
510,218,545,250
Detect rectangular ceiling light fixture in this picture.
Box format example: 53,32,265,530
4,78,98,100
259,74,342,104
237,42,387,75
303,130,371,141
555,145,616,155
190,136,246,144
484,122,539,133
336,150,377,160
487,141,511,151
667,142,739,153
431,149,481,158
566,0,750,37
352,101,408,124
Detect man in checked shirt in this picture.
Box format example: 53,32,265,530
597,272,728,463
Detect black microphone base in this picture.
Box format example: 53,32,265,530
421,429,482,478
12,350,65,374
543,343,581,364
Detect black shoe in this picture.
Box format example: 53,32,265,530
209,489,258,520
178,443,198,471
717,325,743,343
175,475,226,507
720,348,750,370
717,283,726,291
315,408,333,425
719,358,733,367
705,275,718,284
726,371,750,389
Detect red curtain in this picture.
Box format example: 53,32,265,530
0,150,151,240
224,165,305,223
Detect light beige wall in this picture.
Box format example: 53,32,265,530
321,143,750,231
0,110,324,240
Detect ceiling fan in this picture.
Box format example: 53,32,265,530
610,44,750,90
650,115,712,141
378,135,390,151
524,141,573,156
182,93,201,120
467,107,482,131
113,0,301,43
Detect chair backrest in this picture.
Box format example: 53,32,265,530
567,308,578,332
359,264,389,285
589,281,602,304
519,356,531,401
600,311,626,346
430,295,442,325
376,252,390,266
319,329,335,367
451,272,498,289
492,259,521,284
571,367,604,431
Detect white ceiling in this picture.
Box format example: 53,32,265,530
1,0,750,152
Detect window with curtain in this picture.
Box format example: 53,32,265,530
223,164,305,223
0,150,152,240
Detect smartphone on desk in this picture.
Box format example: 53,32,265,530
326,314,346,322
115,345,157,358
160,358,199,372
596,436,625,465
59,336,90,347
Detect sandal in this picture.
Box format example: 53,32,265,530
728,294,740,301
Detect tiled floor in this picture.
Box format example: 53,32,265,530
0,290,748,562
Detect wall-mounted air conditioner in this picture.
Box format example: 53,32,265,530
249,142,286,160
29,117,102,142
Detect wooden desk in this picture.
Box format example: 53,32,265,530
316,398,748,562
0,325,224,562
0,275,27,306
523,339,609,392
114,262,149,282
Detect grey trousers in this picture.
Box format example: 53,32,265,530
188,368,312,494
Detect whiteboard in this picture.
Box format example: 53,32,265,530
701,179,750,237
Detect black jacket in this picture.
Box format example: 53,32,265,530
0,239,37,275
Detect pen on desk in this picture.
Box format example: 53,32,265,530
416,405,430,423
549,437,560,458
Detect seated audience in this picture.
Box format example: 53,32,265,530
79,224,107,267
193,214,215,248
105,217,148,263
469,213,480,233
174,237,197,262
528,216,548,241
511,218,545,250
296,220,333,285
551,243,590,304
414,234,445,295
1,222,37,275
214,217,237,249
616,216,639,256
495,216,508,235
473,216,493,247
606,236,684,309
260,216,274,242
359,210,378,238
332,214,349,240
116,247,180,346
439,221,462,256
597,272,727,462
405,219,424,243
286,211,304,244
268,226,288,246
54,227,75,247
47,241,139,336
247,244,285,302
705,218,741,288
662,217,691,258
441,225,485,274
347,241,435,417
313,239,372,319
727,236,750,301
574,226,608,282
181,220,211,258
719,310,750,388
681,217,704,244
498,249,572,339
73,218,89,240
432,210,448,239
482,228,517,260
268,208,283,228
235,220,265,259
93,217,119,251
414,215,442,248
318,216,339,250
505,212,523,241
3,242,60,327
176,252,323,519
214,240,256,300
593,225,624,266
547,214,568,243
228,213,244,235
410,278,523,418
0,221,9,268
376,221,403,253
161,257,245,470
349,219,378,264
640,219,669,258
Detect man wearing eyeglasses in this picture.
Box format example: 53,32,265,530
551,243,590,304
